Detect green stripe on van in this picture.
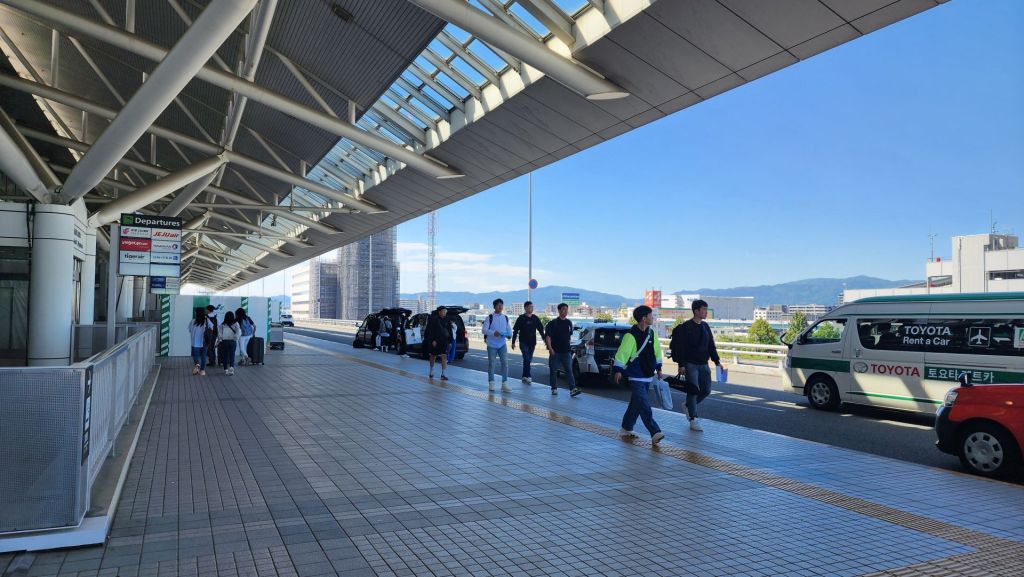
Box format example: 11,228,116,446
847,391,942,405
791,357,850,372
924,366,1024,385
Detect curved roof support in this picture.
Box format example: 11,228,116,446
92,154,227,224
1,0,464,179
408,0,628,100
58,0,258,201
0,105,59,202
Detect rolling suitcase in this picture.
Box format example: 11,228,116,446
247,337,265,365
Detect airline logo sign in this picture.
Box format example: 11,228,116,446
118,213,182,278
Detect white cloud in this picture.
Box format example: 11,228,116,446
398,242,551,293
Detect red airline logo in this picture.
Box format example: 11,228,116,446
120,237,152,252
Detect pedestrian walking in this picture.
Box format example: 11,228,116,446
368,314,381,350
235,308,254,365
204,304,219,366
482,299,511,391
189,308,213,376
218,311,240,376
378,315,393,352
511,301,544,384
397,310,411,357
669,299,725,432
424,306,451,380
614,306,665,445
545,303,582,397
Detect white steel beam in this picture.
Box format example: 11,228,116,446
386,90,438,131
0,77,383,212
187,229,291,256
422,49,481,99
407,0,627,100
205,212,311,247
0,106,57,202
394,76,451,119
0,0,464,179
57,0,258,200
371,104,426,144
437,31,500,86
92,154,227,224
407,64,465,111
516,0,575,47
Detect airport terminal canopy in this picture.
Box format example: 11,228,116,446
0,0,946,291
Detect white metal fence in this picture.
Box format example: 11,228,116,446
82,324,156,486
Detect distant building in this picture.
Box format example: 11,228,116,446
338,228,399,320
754,305,786,322
661,294,754,320
290,252,340,319
844,232,1024,303
786,304,833,321
399,298,425,313
507,302,525,317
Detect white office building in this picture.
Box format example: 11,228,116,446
844,233,1024,303
755,305,787,322
661,294,755,320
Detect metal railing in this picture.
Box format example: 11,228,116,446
295,318,360,329
79,324,156,486
0,323,156,535
72,322,158,362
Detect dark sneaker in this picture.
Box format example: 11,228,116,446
570,387,582,397
651,432,665,446
440,375,449,381
551,388,558,396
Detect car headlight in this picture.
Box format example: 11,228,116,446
943,389,958,407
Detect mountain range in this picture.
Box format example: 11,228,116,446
401,276,918,308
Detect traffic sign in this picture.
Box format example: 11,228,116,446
528,279,538,289
561,292,580,306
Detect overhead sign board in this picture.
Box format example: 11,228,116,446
561,292,581,306
150,276,180,295
118,214,182,278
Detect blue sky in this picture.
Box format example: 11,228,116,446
226,0,1023,300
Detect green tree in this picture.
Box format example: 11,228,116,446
629,316,637,326
810,321,841,341
538,314,551,326
595,312,613,322
748,319,779,344
784,312,808,343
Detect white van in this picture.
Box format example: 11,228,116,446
782,293,1024,414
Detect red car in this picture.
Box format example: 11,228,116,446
936,378,1024,479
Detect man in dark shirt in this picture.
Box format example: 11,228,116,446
669,299,725,431
545,303,581,397
511,301,545,384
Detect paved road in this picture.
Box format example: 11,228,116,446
287,326,960,472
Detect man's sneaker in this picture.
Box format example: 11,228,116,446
521,377,528,383
488,381,495,392
224,369,230,375
440,375,448,381
228,368,235,376
570,387,582,398
428,372,434,379
618,428,638,439
192,364,200,376
525,377,532,384
651,432,665,446
689,419,704,432
199,370,206,376
551,388,558,396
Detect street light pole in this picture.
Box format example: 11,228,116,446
528,172,532,303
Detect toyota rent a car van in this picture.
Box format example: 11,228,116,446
782,293,1024,415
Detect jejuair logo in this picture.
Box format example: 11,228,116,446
121,214,133,225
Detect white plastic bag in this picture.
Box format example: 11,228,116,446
716,365,728,384
405,327,422,345
653,378,673,410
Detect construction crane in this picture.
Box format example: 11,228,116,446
427,211,437,311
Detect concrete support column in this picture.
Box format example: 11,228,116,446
80,229,97,325
133,276,146,319
116,276,134,322
28,204,75,366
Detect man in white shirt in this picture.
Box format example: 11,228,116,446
482,298,511,392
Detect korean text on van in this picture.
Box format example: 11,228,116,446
782,293,1024,415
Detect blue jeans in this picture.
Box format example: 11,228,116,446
519,343,536,378
190,346,207,370
548,352,575,390
684,363,713,419
487,344,508,383
622,379,661,436
219,340,237,369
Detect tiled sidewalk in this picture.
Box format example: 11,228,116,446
15,333,1024,577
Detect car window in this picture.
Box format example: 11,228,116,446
803,319,846,345
595,328,626,348
855,318,1024,356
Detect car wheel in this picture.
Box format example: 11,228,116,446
353,339,363,349
958,422,1022,479
456,352,465,360
806,375,840,411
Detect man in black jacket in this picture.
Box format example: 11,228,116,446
423,306,451,380
669,299,725,432
511,301,544,384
